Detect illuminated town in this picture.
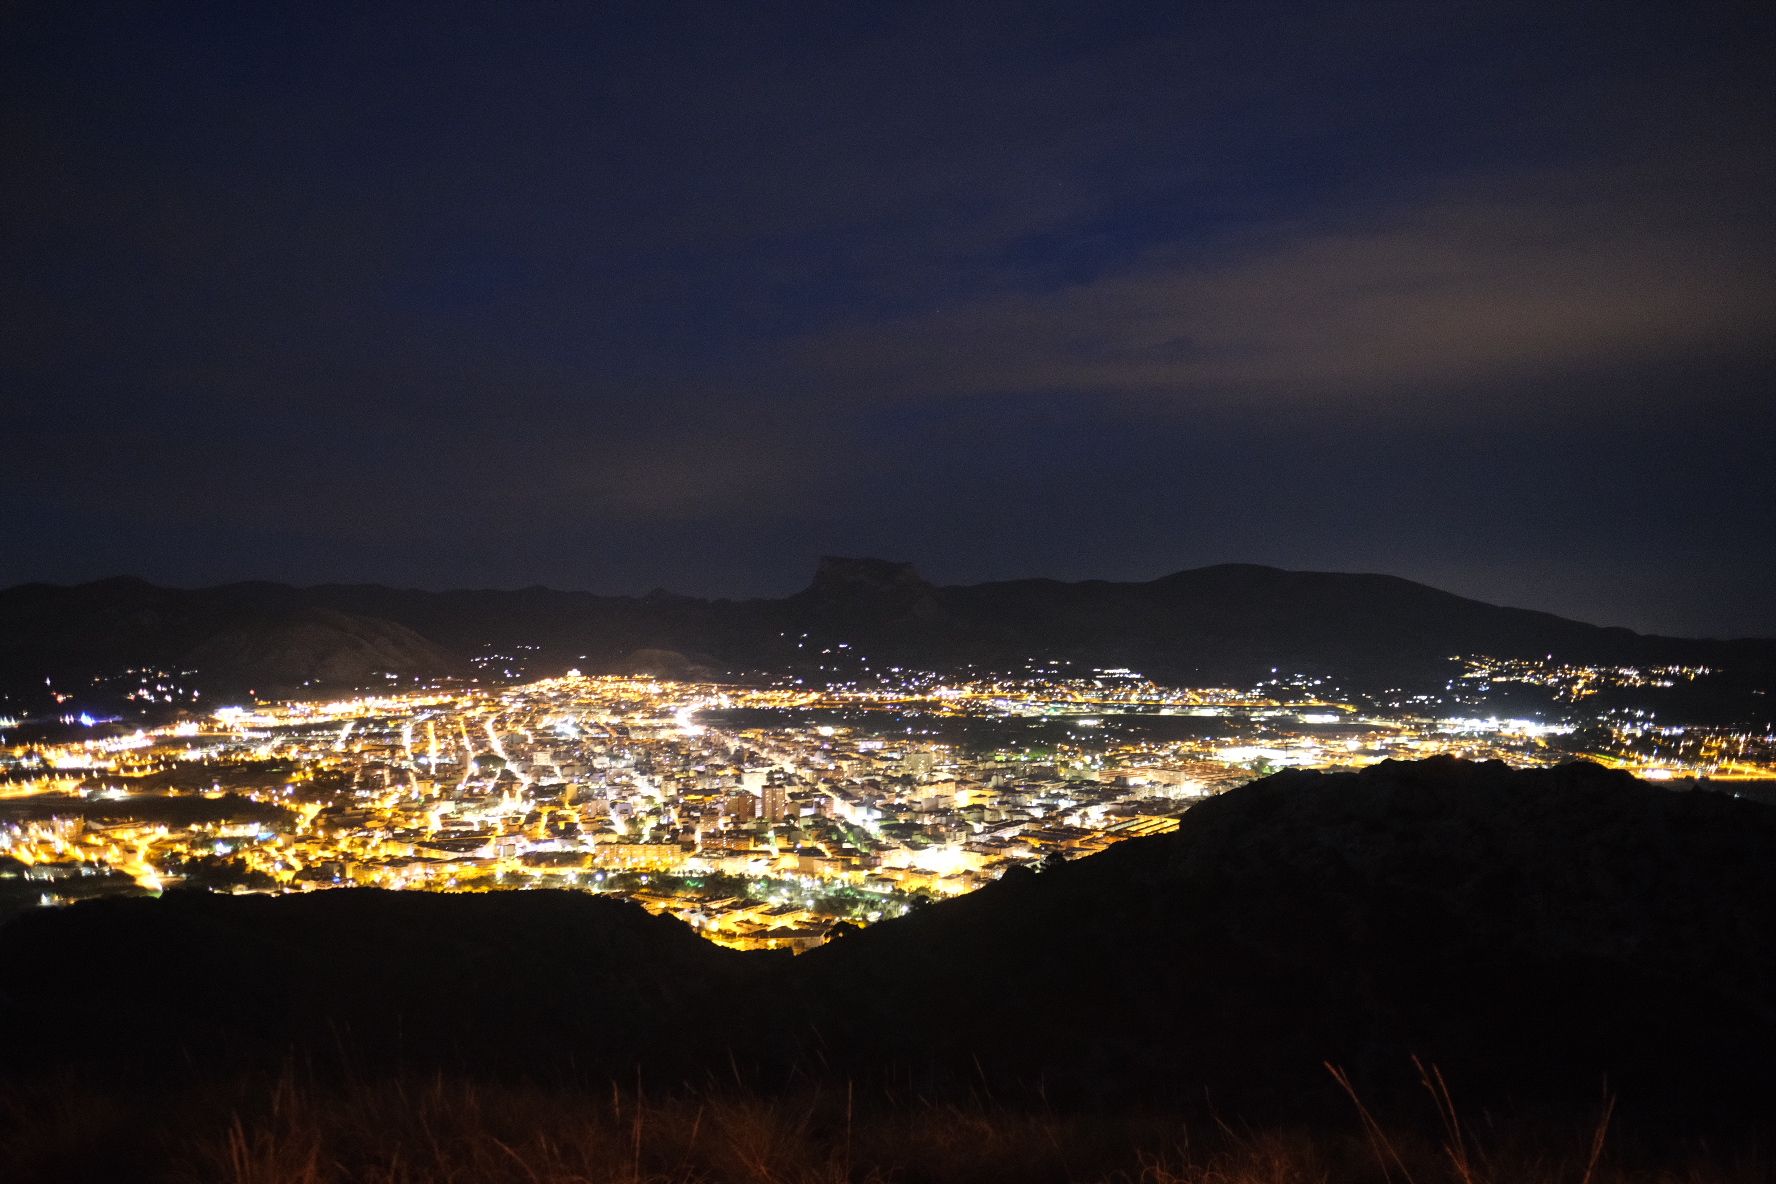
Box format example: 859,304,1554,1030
4,660,1772,949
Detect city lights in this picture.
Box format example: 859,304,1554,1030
5,658,1770,948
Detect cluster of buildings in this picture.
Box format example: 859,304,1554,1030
4,662,1771,946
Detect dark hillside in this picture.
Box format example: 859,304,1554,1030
797,758,1776,1126
2,759,1771,1135
4,561,1772,707
0,888,758,1083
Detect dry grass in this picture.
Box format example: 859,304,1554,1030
0,1066,1765,1184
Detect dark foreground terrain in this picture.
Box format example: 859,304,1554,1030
3,758,1773,1182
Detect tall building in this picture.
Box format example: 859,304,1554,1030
761,783,789,824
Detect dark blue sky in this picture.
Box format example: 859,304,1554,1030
5,1,1773,636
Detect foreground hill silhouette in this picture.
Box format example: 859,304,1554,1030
3,758,1771,1140
4,560,1772,702
796,757,1776,1128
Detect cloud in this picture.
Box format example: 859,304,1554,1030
560,420,830,520
789,171,1776,417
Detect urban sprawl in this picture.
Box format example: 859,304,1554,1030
4,658,1771,950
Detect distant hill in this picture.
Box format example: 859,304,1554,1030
0,577,463,699
3,759,1771,1130
184,606,459,692
3,559,1772,706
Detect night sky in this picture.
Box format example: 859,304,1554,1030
5,2,1773,637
